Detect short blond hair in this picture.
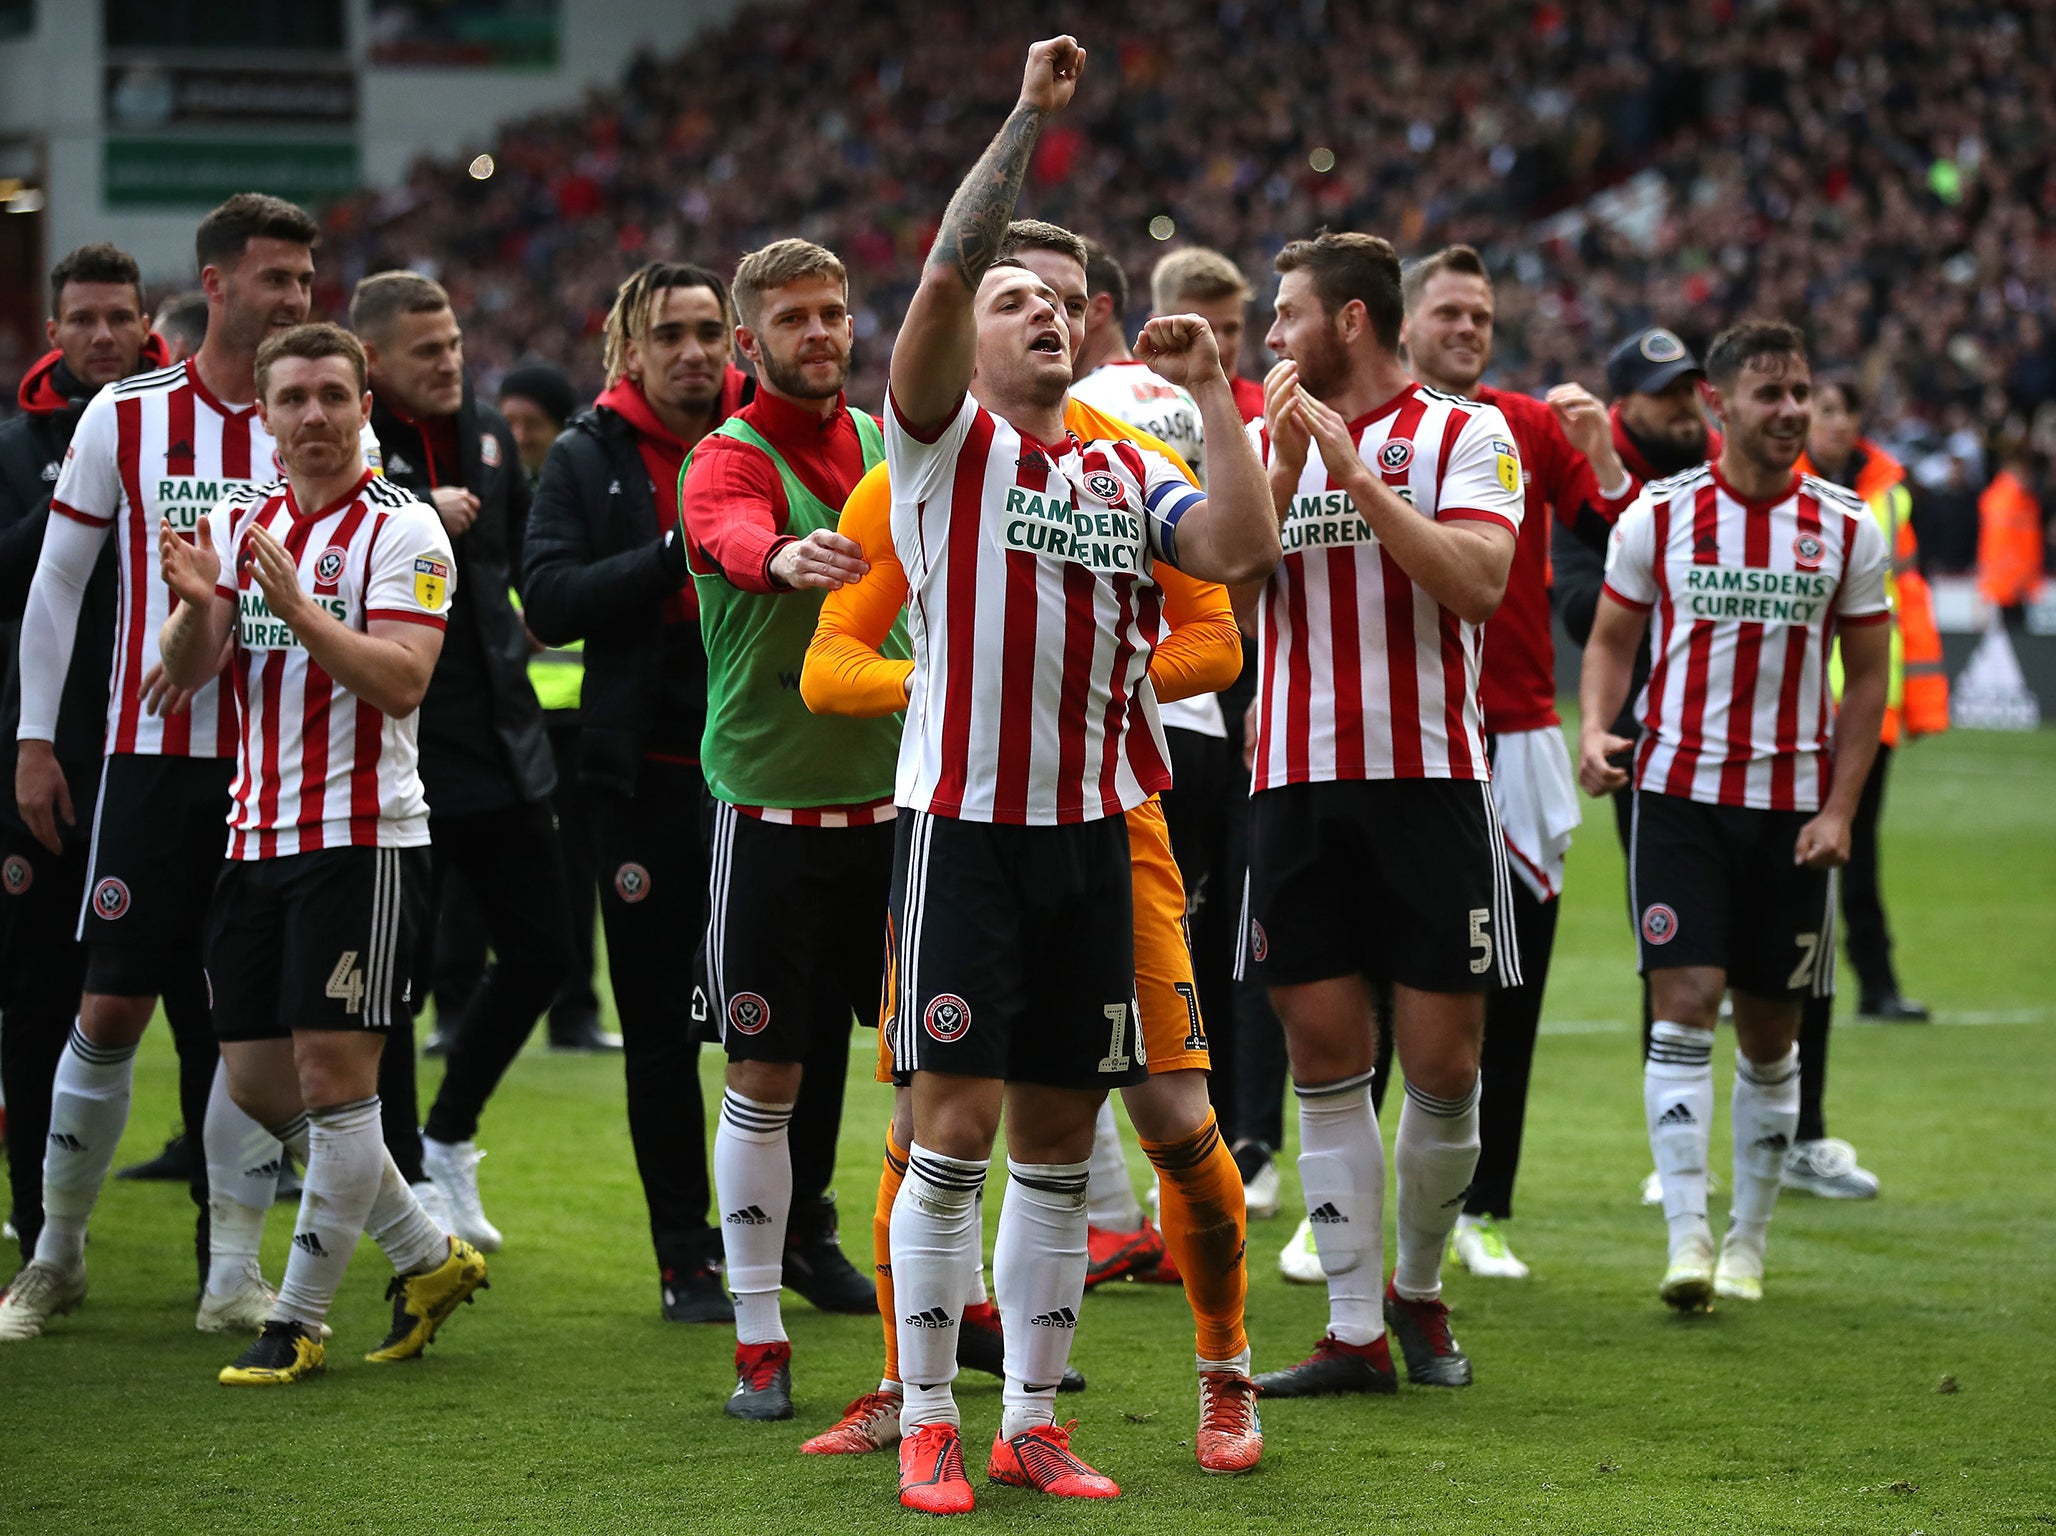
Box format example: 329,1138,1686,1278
732,239,847,330
1150,247,1251,314
349,271,451,345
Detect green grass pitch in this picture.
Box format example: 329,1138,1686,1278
2,725,2051,1533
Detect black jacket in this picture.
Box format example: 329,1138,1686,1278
1550,518,1645,741
520,404,709,798
0,355,117,842
371,381,553,816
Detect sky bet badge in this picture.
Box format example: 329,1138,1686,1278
413,555,451,610
1492,438,1521,497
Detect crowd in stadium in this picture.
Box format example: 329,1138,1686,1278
0,5,2048,1517
292,0,2056,572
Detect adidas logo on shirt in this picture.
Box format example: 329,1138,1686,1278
1028,1307,1077,1329
724,1205,773,1225
1308,1202,1347,1224
903,1307,953,1329
1657,1103,1698,1127
293,1231,329,1258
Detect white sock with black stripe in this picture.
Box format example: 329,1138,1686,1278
204,1059,285,1295
1646,1020,1715,1257
1729,1044,1800,1252
1392,1076,1482,1302
365,1145,451,1277
994,1157,1091,1438
714,1089,796,1346
891,1143,987,1432
1294,1069,1385,1345
33,1024,137,1271
274,1097,384,1330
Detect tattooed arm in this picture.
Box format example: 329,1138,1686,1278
887,36,1085,432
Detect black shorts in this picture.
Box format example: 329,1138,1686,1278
883,810,1146,1091
1629,790,1835,1000
696,803,894,1063
79,754,233,996
205,845,431,1041
1239,777,1521,994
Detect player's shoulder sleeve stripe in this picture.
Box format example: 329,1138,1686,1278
1417,383,1480,407
365,476,428,511
1800,474,1867,518
223,478,277,506
1645,463,1713,501
109,360,190,398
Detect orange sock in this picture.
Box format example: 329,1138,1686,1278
1142,1110,1249,1362
875,1126,909,1384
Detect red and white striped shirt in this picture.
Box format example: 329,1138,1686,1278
212,471,454,859
1601,464,1889,811
885,390,1204,825
1250,383,1525,789
46,358,382,759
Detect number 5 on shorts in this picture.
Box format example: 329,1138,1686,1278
1468,909,1493,976
326,950,366,1015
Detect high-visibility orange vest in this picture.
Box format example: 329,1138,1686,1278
1978,467,2045,609
1803,441,1948,745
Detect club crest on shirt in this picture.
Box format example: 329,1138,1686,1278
923,993,971,1043
728,992,770,1035
315,546,348,588
1083,469,1129,508
1641,903,1679,945
413,555,451,610
1377,439,1414,474
2,855,31,895
480,434,502,469
1792,533,1825,569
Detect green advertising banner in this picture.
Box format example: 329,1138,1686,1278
104,137,358,208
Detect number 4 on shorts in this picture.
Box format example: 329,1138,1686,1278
325,950,366,1015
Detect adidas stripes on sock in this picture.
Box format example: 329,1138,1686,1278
890,1144,987,1432
1646,1020,1715,1255
1084,1097,1144,1229
274,1097,385,1330
1730,1043,1800,1244
1392,1076,1482,1303
714,1090,796,1347
993,1157,1090,1441
1294,1070,1385,1345
204,1059,284,1295
33,1024,138,1271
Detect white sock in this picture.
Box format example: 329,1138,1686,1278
1392,1076,1481,1302
274,1097,384,1330
268,1112,311,1163
1646,1020,1715,1257
890,1144,987,1431
1729,1044,1800,1246
961,1188,990,1308
204,1060,284,1294
1084,1098,1144,1229
33,1024,137,1270
1198,1344,1253,1377
993,1158,1090,1439
714,1089,796,1346
364,1146,451,1277
1294,1070,1385,1345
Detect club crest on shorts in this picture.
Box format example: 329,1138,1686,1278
923,993,971,1043
2,855,30,895
315,546,348,587
1792,532,1825,569
613,862,651,903
1084,470,1128,508
1641,902,1679,945
1377,439,1414,474
1249,919,1269,963
92,877,130,921
728,992,770,1035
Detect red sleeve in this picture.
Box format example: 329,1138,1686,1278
680,434,794,595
